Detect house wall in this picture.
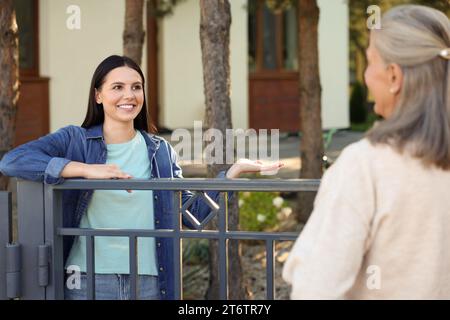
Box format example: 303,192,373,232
317,0,349,129
39,0,348,132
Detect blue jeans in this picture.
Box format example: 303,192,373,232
64,274,160,300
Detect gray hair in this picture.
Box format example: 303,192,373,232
367,5,450,169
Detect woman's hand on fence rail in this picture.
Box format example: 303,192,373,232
61,162,133,192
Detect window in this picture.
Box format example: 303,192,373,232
249,0,298,73
13,0,39,76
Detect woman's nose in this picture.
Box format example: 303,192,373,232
123,86,136,99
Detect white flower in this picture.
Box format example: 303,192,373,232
239,199,244,207
272,196,284,208
277,212,284,221
281,207,292,217
256,214,266,223
277,207,293,220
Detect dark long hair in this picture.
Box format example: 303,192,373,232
81,55,154,132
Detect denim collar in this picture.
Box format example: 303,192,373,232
85,124,103,139
85,124,161,152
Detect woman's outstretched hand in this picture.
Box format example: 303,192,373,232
226,159,284,179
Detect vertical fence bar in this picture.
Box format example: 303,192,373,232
44,185,65,300
172,191,182,300
86,236,95,300
0,192,12,300
266,240,275,300
218,192,228,300
129,236,138,300
18,180,46,299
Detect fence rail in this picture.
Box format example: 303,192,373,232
1,178,320,300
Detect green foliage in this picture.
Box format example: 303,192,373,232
265,0,295,13
148,0,187,18
350,81,368,124
350,111,379,132
247,0,297,14
239,192,289,232
182,239,209,298
183,239,209,265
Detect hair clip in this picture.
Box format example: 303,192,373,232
439,48,450,60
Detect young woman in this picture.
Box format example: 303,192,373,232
283,5,450,299
0,55,282,300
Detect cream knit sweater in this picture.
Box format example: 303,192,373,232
282,138,450,299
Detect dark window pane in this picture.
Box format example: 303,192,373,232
248,0,257,72
284,4,298,70
13,0,36,71
262,3,277,70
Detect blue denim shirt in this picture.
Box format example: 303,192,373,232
0,124,229,300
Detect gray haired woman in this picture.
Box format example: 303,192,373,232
283,5,450,299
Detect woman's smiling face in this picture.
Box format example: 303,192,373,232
95,66,144,125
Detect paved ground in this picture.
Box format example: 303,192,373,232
160,129,365,178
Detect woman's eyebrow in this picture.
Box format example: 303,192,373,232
110,81,142,86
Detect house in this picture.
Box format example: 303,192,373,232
13,0,349,146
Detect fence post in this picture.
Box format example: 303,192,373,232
0,192,12,300
17,180,46,299
218,192,229,300
44,185,65,300
265,240,275,300
173,191,182,300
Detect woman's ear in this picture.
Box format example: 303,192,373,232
387,63,403,95
95,88,102,104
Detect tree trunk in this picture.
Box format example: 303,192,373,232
123,0,145,65
199,0,248,300
297,0,323,223
0,0,19,191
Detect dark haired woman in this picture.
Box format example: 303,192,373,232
0,55,282,300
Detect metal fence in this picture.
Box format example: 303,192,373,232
0,178,319,300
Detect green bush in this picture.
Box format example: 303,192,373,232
183,239,209,265
239,192,289,232
350,111,379,132
350,81,368,124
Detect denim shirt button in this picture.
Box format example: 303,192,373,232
157,242,161,247
155,220,160,224
159,267,164,272
154,195,158,201
161,290,166,295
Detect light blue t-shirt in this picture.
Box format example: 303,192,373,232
66,131,158,275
